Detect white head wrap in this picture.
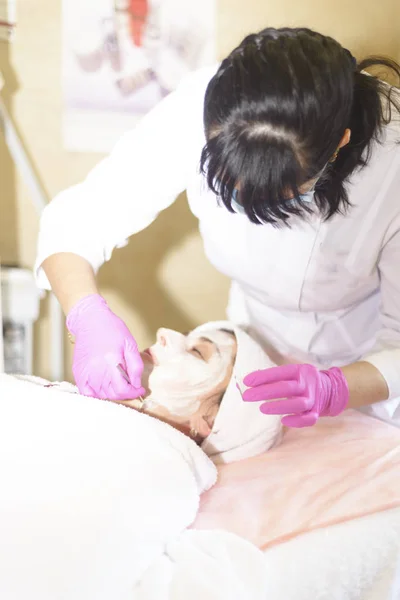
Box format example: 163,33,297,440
190,321,283,464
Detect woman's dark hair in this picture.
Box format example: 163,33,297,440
200,27,400,225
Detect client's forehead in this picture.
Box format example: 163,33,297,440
188,329,235,345
187,330,236,361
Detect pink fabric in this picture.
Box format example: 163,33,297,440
243,364,349,427
192,410,400,550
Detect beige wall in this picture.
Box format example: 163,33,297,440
1,0,399,380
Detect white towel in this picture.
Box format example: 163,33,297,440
0,373,217,599
134,529,268,599
195,321,283,464
259,508,400,600
4,373,395,599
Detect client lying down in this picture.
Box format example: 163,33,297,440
20,321,283,462
117,321,283,459
116,325,238,443
0,322,281,598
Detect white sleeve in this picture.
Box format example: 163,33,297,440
35,67,215,290
362,224,400,413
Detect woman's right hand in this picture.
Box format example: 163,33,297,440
66,294,145,401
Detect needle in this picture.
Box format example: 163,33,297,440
116,363,144,406
117,363,131,383
235,375,246,398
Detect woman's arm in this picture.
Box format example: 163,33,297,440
41,253,98,315
339,176,400,411
359,217,400,404
35,66,214,292
243,216,400,426
242,361,390,428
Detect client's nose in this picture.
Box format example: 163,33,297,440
157,328,168,347
156,328,185,350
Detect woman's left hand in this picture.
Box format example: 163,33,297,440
242,364,349,428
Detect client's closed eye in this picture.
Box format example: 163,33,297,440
189,347,205,360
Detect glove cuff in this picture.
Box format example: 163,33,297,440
320,367,350,417
66,294,107,334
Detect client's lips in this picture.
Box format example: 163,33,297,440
142,348,156,365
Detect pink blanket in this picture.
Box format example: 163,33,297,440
192,410,400,550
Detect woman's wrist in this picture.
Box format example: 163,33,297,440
340,361,389,409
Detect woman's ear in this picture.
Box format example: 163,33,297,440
189,391,221,439
339,128,351,148
189,413,212,438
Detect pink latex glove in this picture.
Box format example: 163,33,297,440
66,294,145,401
242,364,349,428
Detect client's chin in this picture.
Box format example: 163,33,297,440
138,351,155,398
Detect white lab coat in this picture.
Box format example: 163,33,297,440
36,65,400,425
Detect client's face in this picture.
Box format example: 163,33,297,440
120,328,236,438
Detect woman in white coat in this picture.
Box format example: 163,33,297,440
36,27,400,427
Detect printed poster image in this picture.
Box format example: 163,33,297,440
62,0,216,152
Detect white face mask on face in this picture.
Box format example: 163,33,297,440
143,328,235,418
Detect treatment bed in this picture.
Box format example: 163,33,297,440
1,374,399,599
193,410,400,599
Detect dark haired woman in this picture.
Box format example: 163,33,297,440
36,28,400,427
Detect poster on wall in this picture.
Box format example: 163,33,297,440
62,0,216,153
0,0,16,41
